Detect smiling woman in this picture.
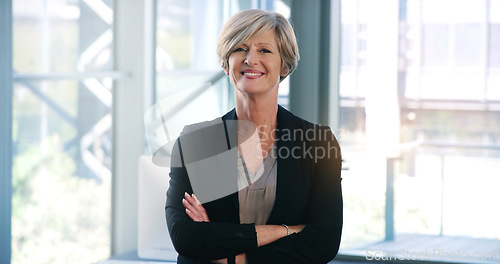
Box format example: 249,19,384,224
165,9,343,264
217,9,299,83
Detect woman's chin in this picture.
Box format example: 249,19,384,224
236,85,277,96
237,87,266,95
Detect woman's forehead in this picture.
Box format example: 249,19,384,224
242,30,278,46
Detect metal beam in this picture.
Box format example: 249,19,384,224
0,0,13,263
385,157,396,241
328,0,341,131
21,81,77,126
289,0,335,126
13,71,128,81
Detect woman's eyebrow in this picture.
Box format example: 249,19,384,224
255,42,276,49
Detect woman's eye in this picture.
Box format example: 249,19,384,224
261,49,271,53
234,48,246,52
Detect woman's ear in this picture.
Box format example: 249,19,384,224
280,70,288,79
280,67,288,78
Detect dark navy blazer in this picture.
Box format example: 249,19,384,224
165,105,343,264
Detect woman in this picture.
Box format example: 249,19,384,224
166,9,342,264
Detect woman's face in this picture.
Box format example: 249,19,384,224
225,30,284,96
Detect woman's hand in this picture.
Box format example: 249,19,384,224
182,192,210,222
289,224,306,234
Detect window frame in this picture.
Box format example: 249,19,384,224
0,0,13,263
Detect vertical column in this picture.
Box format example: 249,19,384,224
329,0,341,131
482,0,490,102
0,0,13,263
364,1,400,154
112,0,147,255
144,0,156,108
385,157,396,241
289,0,335,126
364,0,400,241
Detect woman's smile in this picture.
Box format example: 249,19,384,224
241,69,265,78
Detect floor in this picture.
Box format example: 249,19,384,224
337,234,500,264
103,235,500,264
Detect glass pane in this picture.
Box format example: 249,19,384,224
152,80,232,142
341,24,354,67
489,20,500,99
340,0,500,262
12,80,112,264
490,24,500,68
492,0,500,23
487,70,500,100
442,156,500,238
422,0,484,24
13,0,113,73
12,1,113,263
406,0,421,24
422,24,449,68
454,24,481,68
419,71,483,100
156,0,224,72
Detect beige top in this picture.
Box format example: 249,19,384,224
238,145,277,225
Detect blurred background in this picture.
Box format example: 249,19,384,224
1,0,500,263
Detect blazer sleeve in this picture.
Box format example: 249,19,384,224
245,126,343,264
165,138,258,260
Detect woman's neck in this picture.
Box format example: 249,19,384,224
235,90,278,167
235,91,278,133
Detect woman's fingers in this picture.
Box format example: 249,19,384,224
185,208,198,221
192,194,210,222
183,192,210,222
182,193,201,221
182,197,197,215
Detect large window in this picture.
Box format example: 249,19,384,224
7,2,292,263
339,0,500,262
11,1,115,263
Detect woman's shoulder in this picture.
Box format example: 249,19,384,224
277,105,334,135
181,117,224,135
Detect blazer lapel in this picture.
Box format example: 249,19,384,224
267,106,303,224
221,109,241,217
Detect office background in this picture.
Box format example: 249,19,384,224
1,0,500,263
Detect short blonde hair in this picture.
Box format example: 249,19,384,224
216,9,300,81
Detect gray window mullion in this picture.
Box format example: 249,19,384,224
0,0,13,263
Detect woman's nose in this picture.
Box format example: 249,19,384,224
244,50,258,66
